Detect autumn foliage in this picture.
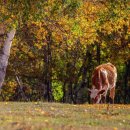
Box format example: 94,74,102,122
0,0,130,103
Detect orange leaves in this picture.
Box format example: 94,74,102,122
28,21,47,42
36,28,46,41
82,1,99,15
52,32,63,42
34,108,49,116
113,127,118,130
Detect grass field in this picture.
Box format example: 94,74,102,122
0,102,130,130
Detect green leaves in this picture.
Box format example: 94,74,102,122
52,81,63,101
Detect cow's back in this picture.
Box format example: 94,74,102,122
100,63,117,86
92,63,117,90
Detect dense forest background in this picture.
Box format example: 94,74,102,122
0,0,130,104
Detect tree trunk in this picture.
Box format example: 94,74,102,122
15,75,28,101
62,82,66,103
96,43,100,65
0,29,16,91
73,46,91,103
124,60,130,103
43,31,53,102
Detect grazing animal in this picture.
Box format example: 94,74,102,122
88,63,117,104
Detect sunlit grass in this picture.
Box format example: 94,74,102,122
0,102,130,130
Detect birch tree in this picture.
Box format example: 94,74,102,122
0,26,16,91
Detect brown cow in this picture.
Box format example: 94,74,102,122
88,63,117,104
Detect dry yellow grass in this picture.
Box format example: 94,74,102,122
0,102,130,130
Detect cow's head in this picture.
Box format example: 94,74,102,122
88,87,105,103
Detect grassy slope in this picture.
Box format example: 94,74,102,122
0,102,130,130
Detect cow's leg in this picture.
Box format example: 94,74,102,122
109,87,115,104
100,69,109,104
101,95,106,103
100,83,108,104
101,90,108,103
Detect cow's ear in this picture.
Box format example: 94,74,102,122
88,88,91,94
98,89,105,95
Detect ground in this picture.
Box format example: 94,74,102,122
0,102,130,130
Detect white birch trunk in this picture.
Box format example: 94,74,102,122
0,29,16,90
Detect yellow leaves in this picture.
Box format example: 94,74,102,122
1,5,17,29
128,43,130,48
28,21,47,42
34,102,38,105
50,107,55,110
34,43,42,49
34,108,50,116
28,52,35,59
11,47,18,57
113,127,118,130
36,28,47,40
21,46,29,53
52,31,63,42
29,21,40,26
6,81,17,88
44,119,49,123
48,0,55,5
82,1,94,14
5,102,8,105
2,80,17,101
59,16,68,24
1,6,5,14
5,18,13,26
21,45,34,58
